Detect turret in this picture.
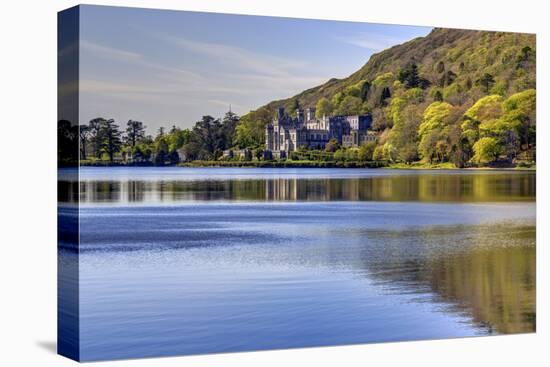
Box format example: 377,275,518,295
296,108,304,122
277,106,285,120
306,107,316,121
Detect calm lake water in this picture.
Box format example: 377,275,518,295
59,167,536,361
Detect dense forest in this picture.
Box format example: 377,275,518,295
235,28,536,167
66,28,535,167
73,111,240,165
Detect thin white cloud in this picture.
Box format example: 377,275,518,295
81,39,203,81
80,36,330,107
80,37,335,128
167,36,310,78
80,40,142,61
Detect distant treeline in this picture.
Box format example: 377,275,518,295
66,88,536,168
77,111,240,165
60,29,536,168
69,83,536,168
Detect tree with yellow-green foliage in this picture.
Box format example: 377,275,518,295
461,91,535,162
234,107,272,149
472,137,501,164
315,97,333,118
372,145,385,161
372,72,394,88
461,95,504,146
375,142,397,162
419,102,454,138
389,102,422,163
464,95,503,122
502,89,536,149
358,142,377,161
417,102,454,163
335,95,363,116
230,30,535,166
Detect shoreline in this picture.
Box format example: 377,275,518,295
77,160,535,170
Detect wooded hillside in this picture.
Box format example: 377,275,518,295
235,28,536,166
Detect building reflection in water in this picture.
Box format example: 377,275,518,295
62,171,536,334
63,173,535,204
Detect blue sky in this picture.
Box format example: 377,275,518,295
79,5,431,132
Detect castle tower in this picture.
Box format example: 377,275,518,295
277,106,285,120
306,107,316,121
296,108,304,122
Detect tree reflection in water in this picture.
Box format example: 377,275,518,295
361,223,535,334
70,172,535,204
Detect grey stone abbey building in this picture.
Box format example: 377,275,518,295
265,106,377,158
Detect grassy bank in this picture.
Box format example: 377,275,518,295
178,160,388,168
80,160,154,167
80,159,535,170
387,162,458,170
387,161,536,170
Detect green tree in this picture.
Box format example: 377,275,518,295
358,142,376,161
88,117,107,159
345,148,359,161
461,95,504,148
372,145,385,161
331,92,345,110
154,136,169,165
101,119,123,162
372,72,394,88
418,128,441,163
382,142,398,162
234,107,271,148
436,61,445,74
186,115,224,160
325,138,339,153
79,125,90,160
131,143,152,162
502,89,536,149
418,102,454,163
476,73,495,94
125,120,146,148
516,46,534,70
253,148,264,161
439,70,457,88
398,63,420,88
390,104,422,163
315,97,333,118
379,87,391,106
360,81,371,102
472,137,501,164
334,148,345,161
166,127,191,152
398,63,430,89
335,95,362,115
462,95,503,145
221,110,239,148
418,102,454,138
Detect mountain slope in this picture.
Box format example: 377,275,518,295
235,27,535,167
263,28,535,115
